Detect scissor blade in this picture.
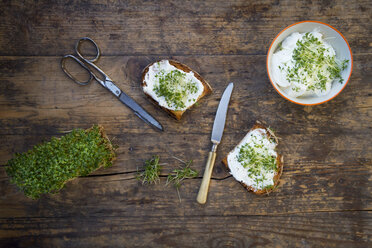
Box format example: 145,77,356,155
118,92,163,131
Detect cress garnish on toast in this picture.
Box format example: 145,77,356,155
141,60,212,120
222,122,283,195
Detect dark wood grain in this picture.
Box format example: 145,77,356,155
0,0,371,56
1,212,371,248
0,0,371,247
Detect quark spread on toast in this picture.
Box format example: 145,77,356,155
143,60,204,111
227,128,278,191
272,30,348,98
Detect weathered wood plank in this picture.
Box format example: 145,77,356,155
0,55,370,219
1,1,371,247
0,0,370,56
0,55,370,171
0,212,371,248
0,163,371,218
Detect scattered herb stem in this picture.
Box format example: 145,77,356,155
166,159,198,202
136,155,162,185
136,155,199,202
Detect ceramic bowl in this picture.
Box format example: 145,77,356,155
266,21,353,105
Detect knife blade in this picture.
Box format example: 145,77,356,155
211,82,234,144
197,82,234,204
119,91,163,131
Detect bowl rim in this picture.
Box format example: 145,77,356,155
266,20,353,105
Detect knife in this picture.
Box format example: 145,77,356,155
197,82,234,204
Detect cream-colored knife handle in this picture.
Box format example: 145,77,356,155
197,151,217,204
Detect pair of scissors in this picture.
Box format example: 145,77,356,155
61,37,163,131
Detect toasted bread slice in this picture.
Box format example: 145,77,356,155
222,121,283,195
141,60,212,120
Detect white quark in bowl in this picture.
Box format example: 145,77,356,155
267,21,353,105
272,30,348,98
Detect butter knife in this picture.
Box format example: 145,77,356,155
197,82,234,204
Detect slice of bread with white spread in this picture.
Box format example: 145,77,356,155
141,60,212,120
222,122,283,195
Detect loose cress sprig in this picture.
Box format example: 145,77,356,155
136,156,198,202
166,159,198,202
279,32,349,93
5,125,116,199
166,160,198,188
136,155,162,185
154,67,198,110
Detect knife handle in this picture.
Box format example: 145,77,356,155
197,151,217,204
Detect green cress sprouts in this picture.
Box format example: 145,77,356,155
237,135,277,189
279,32,349,93
5,125,116,199
166,160,198,189
136,155,162,185
137,156,198,202
166,159,198,202
154,68,198,110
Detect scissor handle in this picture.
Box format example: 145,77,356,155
75,37,100,63
61,54,93,86
61,37,109,87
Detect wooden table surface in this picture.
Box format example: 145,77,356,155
1,1,371,247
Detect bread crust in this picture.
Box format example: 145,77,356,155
141,60,212,120
222,121,283,195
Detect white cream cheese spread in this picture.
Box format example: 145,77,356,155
227,128,278,191
271,30,348,98
143,60,204,111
